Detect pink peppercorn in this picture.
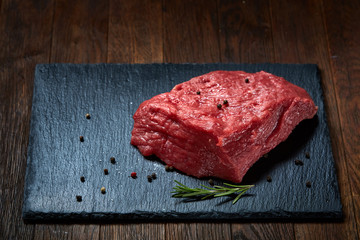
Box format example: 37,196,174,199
131,172,137,178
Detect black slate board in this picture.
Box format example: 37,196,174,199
23,63,342,222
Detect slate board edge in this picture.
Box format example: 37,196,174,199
313,65,343,219
22,63,343,222
22,64,43,221
22,210,343,223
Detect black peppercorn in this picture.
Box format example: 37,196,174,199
151,173,157,179
76,195,82,202
305,152,310,159
110,157,116,164
104,169,109,175
196,91,201,95
295,160,304,166
80,176,85,182
79,136,84,142
217,104,222,109
223,100,228,105
245,78,249,83
266,176,272,182
165,165,174,171
208,179,214,186
306,181,311,188
147,175,152,182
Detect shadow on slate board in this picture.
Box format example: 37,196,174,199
23,63,342,222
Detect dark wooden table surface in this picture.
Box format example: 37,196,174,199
1,0,359,239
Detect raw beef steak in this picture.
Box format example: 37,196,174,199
131,71,318,182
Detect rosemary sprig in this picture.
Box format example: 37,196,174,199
171,180,254,204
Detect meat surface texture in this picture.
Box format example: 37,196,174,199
131,71,318,183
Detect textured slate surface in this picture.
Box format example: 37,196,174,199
23,63,342,222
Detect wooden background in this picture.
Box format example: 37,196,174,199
0,0,359,239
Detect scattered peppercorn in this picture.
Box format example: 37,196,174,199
101,187,106,194
208,179,214,186
76,195,82,202
104,169,109,175
131,172,137,178
79,136,84,142
295,159,304,166
80,176,85,182
305,152,310,159
147,175,152,182
223,100,228,105
266,176,272,182
151,173,157,179
165,165,175,171
217,104,222,109
245,78,249,83
196,91,201,95
110,157,116,164
306,181,311,188
85,113,91,119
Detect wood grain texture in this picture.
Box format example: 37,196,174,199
323,0,360,237
232,222,294,240
232,223,295,240
163,0,220,63
50,0,108,63
33,225,99,240
101,224,165,240
218,0,274,63
108,0,163,63
270,0,357,239
0,0,54,239
165,223,232,240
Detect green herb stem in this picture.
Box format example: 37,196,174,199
171,180,254,204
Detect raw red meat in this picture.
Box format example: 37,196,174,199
131,71,317,182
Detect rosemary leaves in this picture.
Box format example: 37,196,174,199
171,180,254,204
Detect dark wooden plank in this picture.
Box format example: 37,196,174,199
218,0,274,63
163,0,220,63
322,0,360,237
233,224,295,240
165,223,232,240
0,0,54,239
50,0,108,63
33,225,99,240
108,0,163,63
217,0,294,238
270,0,356,239
33,0,108,238
101,224,165,240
